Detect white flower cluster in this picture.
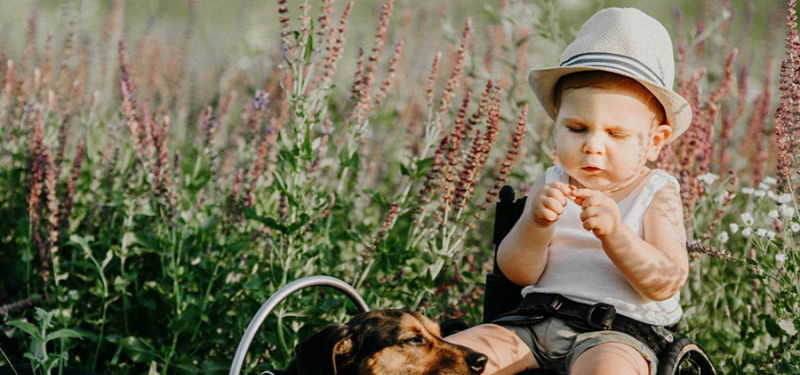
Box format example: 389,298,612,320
719,202,796,245
739,177,792,204
225,272,245,284
697,172,719,185
733,212,778,239
768,207,796,219
709,176,799,254
707,176,799,271
715,190,734,204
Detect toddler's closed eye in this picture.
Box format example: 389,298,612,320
567,126,586,133
608,131,626,138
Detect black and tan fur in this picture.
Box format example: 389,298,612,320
281,309,487,375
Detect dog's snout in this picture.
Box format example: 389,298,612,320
466,352,488,374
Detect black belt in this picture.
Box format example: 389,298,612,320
494,293,674,354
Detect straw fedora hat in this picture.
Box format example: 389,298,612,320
528,7,691,141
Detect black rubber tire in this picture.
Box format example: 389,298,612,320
657,338,717,375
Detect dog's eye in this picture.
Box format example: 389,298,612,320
401,335,426,346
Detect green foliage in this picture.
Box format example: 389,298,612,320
6,308,83,375
0,1,796,375
682,177,800,373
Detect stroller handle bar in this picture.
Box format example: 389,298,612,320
229,275,370,375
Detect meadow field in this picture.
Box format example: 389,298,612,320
0,0,798,373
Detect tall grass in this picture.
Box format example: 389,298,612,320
0,0,797,374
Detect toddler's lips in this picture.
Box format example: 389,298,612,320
580,166,604,173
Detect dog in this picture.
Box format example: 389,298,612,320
278,309,487,375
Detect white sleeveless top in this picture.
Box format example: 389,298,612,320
521,165,683,326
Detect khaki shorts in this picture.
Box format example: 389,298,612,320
500,317,658,375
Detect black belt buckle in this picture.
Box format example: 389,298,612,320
586,302,615,330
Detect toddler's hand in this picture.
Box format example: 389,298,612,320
531,182,574,227
571,189,621,238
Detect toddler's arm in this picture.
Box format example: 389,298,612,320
573,183,688,301
497,175,572,286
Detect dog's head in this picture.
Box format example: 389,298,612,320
285,309,487,375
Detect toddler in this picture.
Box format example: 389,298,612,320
447,8,692,375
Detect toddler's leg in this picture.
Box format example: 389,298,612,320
570,342,650,375
445,323,538,375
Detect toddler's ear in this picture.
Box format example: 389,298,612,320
647,124,672,161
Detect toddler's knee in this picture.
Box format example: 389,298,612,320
570,342,650,375
446,324,538,375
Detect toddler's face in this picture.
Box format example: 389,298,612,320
554,86,669,194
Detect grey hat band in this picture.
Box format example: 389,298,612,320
561,52,666,87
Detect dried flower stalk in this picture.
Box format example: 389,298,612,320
437,17,472,121
59,140,84,233
775,0,800,193
366,202,399,253
425,52,442,119
687,241,732,260
372,40,405,107
483,104,528,209
352,0,395,122
321,2,352,83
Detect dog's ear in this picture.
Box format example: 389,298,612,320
294,323,355,375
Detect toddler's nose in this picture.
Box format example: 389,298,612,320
582,136,604,154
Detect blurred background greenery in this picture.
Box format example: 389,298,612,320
0,0,780,99
0,0,796,374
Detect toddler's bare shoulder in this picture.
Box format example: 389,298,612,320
652,180,681,202
644,182,685,233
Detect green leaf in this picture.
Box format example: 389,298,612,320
101,249,114,270
399,163,410,176
121,336,156,363
304,30,314,64
45,328,83,342
190,153,205,182
121,232,137,255
762,314,787,337
201,214,220,230
135,198,156,217
415,157,434,175
34,308,54,326
173,359,200,373
303,124,313,159
286,213,310,234
273,171,288,192
779,319,797,335
350,152,360,169
114,275,130,292
279,147,298,172
429,258,445,280
7,320,43,341
69,234,94,256
169,308,201,333
244,209,288,234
